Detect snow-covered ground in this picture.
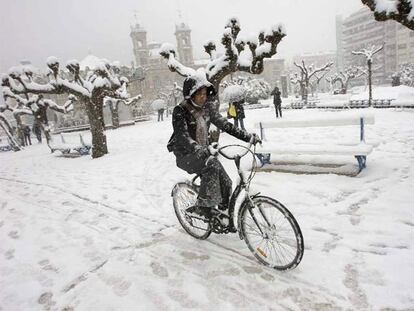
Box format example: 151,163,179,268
0,107,413,310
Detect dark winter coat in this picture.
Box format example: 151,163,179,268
271,88,282,106
234,101,245,119
167,99,251,156
23,125,31,135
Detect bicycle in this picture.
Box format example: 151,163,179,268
171,140,304,270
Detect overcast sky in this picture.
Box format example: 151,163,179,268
0,0,366,73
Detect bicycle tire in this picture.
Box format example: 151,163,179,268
239,196,304,270
172,182,212,240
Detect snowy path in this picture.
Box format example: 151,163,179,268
1,109,413,310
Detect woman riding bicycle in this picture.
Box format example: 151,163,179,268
167,72,261,219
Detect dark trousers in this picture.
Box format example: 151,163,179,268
275,104,282,118
234,118,245,130
24,134,31,146
176,152,232,208
158,111,163,121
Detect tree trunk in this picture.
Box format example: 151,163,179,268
110,102,120,129
85,98,108,158
14,115,26,146
303,80,309,105
368,60,372,107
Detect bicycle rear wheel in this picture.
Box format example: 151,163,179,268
239,196,304,270
172,182,212,240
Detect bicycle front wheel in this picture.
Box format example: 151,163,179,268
239,196,304,270
172,182,212,240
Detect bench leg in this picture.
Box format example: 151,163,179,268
255,153,271,167
78,147,90,155
355,155,367,172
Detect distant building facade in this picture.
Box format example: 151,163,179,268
129,22,198,101
336,7,414,86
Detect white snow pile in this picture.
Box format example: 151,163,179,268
350,85,414,106
221,84,246,103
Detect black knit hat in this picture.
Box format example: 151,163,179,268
182,75,216,99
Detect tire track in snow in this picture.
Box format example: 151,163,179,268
0,176,173,232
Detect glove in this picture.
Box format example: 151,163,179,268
250,133,262,146
208,142,219,156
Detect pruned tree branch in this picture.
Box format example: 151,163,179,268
160,18,286,92
361,0,414,30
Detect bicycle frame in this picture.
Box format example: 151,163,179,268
190,143,272,238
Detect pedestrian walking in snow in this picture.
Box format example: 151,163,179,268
23,125,32,146
233,100,246,130
157,108,164,122
32,122,42,143
167,74,261,219
271,86,282,118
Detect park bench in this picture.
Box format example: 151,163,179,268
372,99,394,108
348,99,394,108
134,115,151,122
254,113,375,173
244,103,270,110
290,99,320,109
48,133,91,155
0,136,12,152
54,124,90,134
349,100,369,108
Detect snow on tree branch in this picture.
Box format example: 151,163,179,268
326,66,365,94
352,44,384,61
2,57,135,158
361,0,414,30
159,43,196,78
292,60,333,101
160,18,286,89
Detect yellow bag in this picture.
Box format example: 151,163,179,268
228,104,237,118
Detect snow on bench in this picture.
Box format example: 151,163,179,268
0,136,12,152
244,103,270,110
289,99,320,109
348,99,395,108
48,133,91,155
254,113,375,173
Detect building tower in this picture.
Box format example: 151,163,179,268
175,22,194,65
130,23,149,67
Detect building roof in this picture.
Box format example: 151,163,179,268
79,54,105,70
131,23,146,33
175,22,191,32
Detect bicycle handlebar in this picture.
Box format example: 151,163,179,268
216,137,255,160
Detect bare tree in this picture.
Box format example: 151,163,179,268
361,0,414,30
104,78,141,128
4,58,134,158
352,44,384,106
326,66,365,94
2,74,74,143
292,61,333,103
160,17,286,103
392,63,414,87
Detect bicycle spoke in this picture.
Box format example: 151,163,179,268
242,197,303,270
173,184,211,239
